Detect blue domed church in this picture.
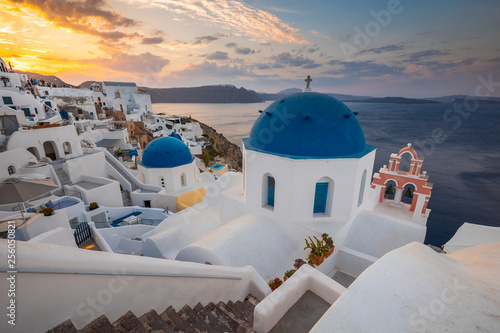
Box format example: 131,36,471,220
137,137,207,211
144,87,431,286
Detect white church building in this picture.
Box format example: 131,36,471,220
143,91,432,283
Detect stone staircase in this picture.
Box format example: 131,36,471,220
104,152,140,192
49,295,259,333
0,136,9,152
54,167,72,187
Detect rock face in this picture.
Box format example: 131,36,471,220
197,120,242,171
144,85,263,103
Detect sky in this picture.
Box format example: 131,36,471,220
1,0,500,97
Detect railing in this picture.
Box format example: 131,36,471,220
74,222,91,247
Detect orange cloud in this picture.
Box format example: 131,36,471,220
128,0,307,44
5,0,139,40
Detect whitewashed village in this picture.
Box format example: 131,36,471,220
0,57,499,333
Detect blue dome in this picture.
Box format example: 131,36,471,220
168,132,183,141
141,137,193,168
245,92,368,158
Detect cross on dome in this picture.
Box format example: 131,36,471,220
305,75,313,89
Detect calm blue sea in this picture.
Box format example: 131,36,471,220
153,102,500,247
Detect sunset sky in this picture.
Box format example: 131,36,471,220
1,0,499,97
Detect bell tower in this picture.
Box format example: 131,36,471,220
371,143,432,224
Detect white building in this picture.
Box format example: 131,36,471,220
143,91,431,283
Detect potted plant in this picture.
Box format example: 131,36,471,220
304,234,335,266
283,269,296,281
322,233,335,258
89,202,99,211
268,278,283,291
39,207,54,216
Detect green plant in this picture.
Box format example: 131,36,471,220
268,278,283,291
89,202,99,211
322,233,334,249
304,234,335,265
283,269,296,281
304,236,329,258
39,207,54,216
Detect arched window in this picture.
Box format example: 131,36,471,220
313,177,334,216
399,152,412,172
180,173,186,187
63,142,72,155
7,165,16,175
358,170,367,207
314,182,329,214
262,174,275,209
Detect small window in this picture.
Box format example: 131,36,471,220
7,165,16,175
63,142,72,155
358,170,367,207
180,173,186,187
2,96,13,105
267,176,275,207
34,108,38,114
314,182,329,214
21,108,31,117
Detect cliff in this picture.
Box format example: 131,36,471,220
143,85,263,103
196,120,242,171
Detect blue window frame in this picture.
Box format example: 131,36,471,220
2,96,13,105
267,176,275,207
314,182,329,214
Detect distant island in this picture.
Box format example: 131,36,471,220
344,97,441,104
15,70,495,104
142,85,263,103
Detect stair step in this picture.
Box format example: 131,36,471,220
79,315,118,333
138,310,175,333
196,305,232,333
160,306,198,333
206,303,240,333
112,310,146,332
217,302,254,332
48,319,78,333
50,295,259,333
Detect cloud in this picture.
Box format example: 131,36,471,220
171,60,266,79
263,6,302,14
88,52,169,73
193,35,219,45
6,0,139,41
132,0,307,44
310,30,335,42
307,47,319,54
358,44,406,55
324,60,406,80
141,37,164,44
271,52,320,69
235,47,255,55
206,51,229,60
402,49,450,62
225,42,238,48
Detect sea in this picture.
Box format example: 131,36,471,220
153,101,500,247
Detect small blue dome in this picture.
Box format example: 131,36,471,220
245,92,367,158
141,137,193,168
168,132,183,141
